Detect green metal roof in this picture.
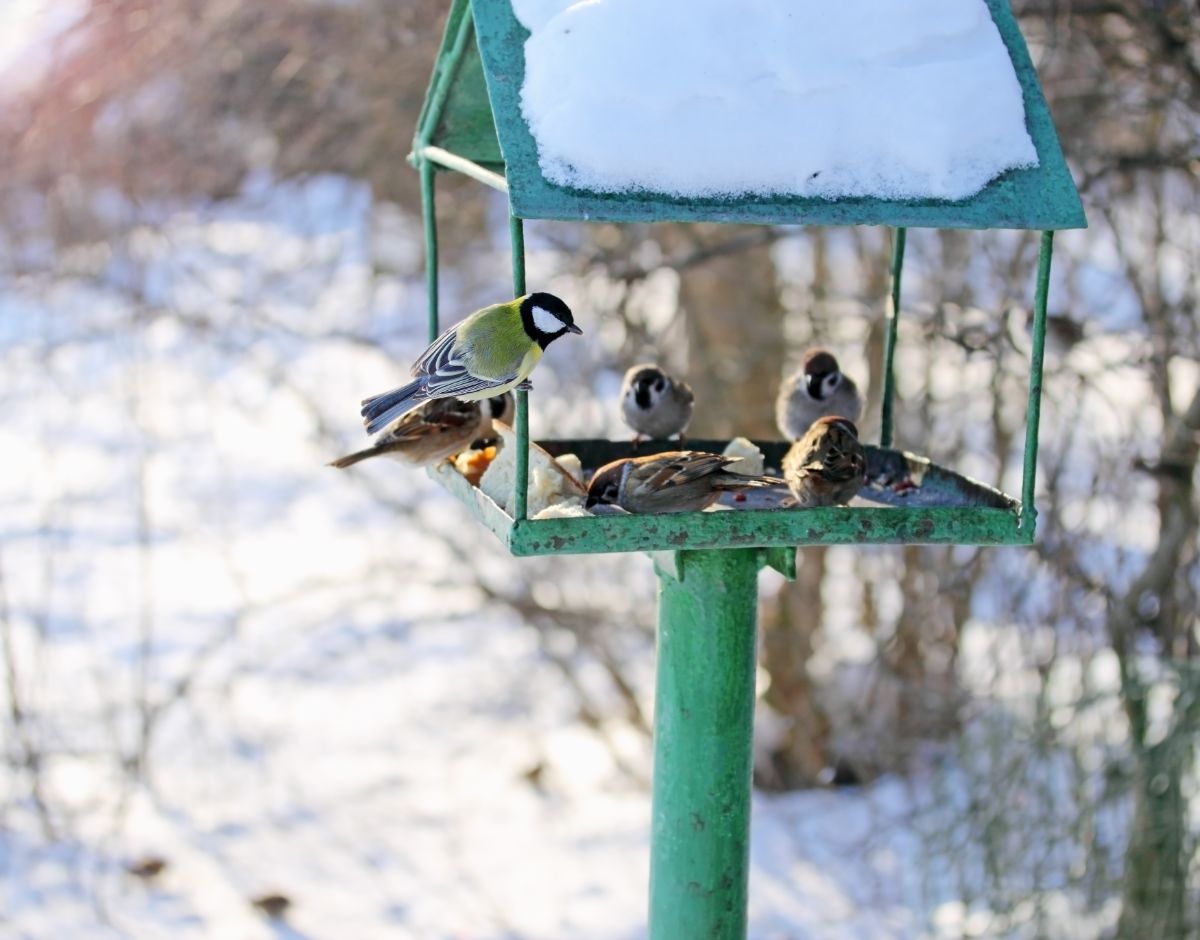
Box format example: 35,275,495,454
413,0,1085,230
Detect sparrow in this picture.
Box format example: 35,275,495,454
585,451,780,514
361,292,581,434
782,416,867,508
330,394,511,469
775,348,863,440
620,363,695,442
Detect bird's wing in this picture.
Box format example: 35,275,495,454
384,400,479,442
411,333,518,399
409,306,523,399
642,453,735,490
804,435,864,482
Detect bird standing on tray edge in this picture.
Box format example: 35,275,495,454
620,363,695,442
361,292,581,435
330,394,513,469
782,416,867,508
586,451,781,514
776,348,863,440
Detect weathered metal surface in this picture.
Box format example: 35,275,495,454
427,460,518,549
509,505,1026,554
466,0,1085,230
650,549,758,940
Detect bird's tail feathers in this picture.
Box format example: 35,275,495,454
714,473,787,491
361,380,426,435
328,446,384,470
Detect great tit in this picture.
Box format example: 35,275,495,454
620,363,695,442
775,348,863,441
361,292,580,435
330,395,512,469
585,451,780,514
782,416,867,507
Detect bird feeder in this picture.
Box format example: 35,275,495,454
408,1,1084,936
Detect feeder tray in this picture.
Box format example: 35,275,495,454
431,438,1023,556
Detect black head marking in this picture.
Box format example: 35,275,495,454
630,366,667,410
802,349,840,399
585,461,624,508
519,292,581,348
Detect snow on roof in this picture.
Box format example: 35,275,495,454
512,0,1038,201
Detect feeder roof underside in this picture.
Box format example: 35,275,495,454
416,0,1085,230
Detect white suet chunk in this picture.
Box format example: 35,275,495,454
722,437,766,476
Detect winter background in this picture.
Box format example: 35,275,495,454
1,1,1197,939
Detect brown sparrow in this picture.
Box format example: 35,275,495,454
782,416,867,507
776,348,863,440
620,364,695,442
586,451,779,514
330,394,510,469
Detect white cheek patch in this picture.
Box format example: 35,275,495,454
531,305,563,335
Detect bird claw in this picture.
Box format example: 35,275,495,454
516,380,533,392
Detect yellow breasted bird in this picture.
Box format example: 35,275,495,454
361,293,581,435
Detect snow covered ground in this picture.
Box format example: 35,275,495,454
1,175,1130,939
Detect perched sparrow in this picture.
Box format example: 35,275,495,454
586,451,779,514
330,395,506,469
620,363,695,441
783,416,867,508
775,348,863,440
361,292,581,434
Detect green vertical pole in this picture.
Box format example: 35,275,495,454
510,214,529,521
1020,230,1054,537
880,227,906,449
651,549,758,940
420,160,439,344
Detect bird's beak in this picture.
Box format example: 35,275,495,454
566,323,583,335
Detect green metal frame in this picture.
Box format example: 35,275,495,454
406,3,1080,936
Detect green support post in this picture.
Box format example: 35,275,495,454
651,549,759,940
510,213,529,520
880,226,905,449
1019,230,1053,537
421,160,439,342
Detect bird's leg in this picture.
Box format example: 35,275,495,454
515,380,533,392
